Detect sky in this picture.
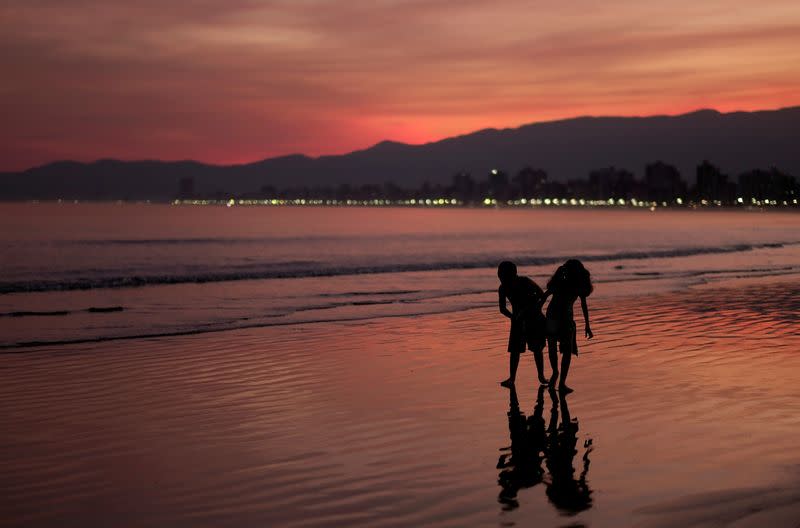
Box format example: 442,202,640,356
1,0,799,171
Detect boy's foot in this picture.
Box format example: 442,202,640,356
538,376,549,386
559,384,574,394
500,379,515,388
549,372,559,385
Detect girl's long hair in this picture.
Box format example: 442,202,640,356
547,259,593,297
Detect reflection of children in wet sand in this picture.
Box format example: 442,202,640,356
542,259,594,393
497,261,548,387
496,387,593,515
544,388,593,515
496,385,547,510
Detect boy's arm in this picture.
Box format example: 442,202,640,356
498,288,512,319
581,296,593,338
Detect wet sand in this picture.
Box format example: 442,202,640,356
2,277,800,527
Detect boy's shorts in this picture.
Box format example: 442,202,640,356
507,315,546,353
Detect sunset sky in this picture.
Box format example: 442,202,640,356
1,0,799,171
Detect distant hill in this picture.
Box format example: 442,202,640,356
1,106,798,200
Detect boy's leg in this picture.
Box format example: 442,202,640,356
547,336,559,385
501,352,520,387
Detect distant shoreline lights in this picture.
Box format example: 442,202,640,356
167,197,798,209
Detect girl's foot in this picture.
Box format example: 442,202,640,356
538,376,549,386
549,372,559,385
559,384,574,394
500,379,515,388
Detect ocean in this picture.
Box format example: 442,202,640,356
1,203,798,349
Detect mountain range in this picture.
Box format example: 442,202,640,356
1,106,798,200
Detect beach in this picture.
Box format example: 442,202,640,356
3,273,800,527
2,204,800,527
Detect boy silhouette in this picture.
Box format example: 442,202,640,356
498,261,547,387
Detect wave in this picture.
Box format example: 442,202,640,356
318,289,422,297
0,306,123,317
0,304,484,352
66,237,278,246
0,242,795,294
3,266,800,351
60,231,553,246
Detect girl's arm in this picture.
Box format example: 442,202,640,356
539,289,552,309
498,288,512,319
581,296,593,338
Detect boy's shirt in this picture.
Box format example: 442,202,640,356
500,276,545,318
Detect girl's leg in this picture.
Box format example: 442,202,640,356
533,346,547,384
559,337,573,393
547,336,559,384
501,352,520,386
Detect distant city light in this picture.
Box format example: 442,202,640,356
167,186,798,210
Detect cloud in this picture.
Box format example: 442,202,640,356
1,0,799,169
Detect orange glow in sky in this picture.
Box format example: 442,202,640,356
1,0,799,170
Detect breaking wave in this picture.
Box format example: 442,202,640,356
0,242,794,294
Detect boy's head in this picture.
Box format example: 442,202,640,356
497,261,517,285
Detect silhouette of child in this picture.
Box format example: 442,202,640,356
497,261,547,387
496,385,547,511
544,388,593,514
542,259,594,393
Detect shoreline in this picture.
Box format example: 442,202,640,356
4,271,800,353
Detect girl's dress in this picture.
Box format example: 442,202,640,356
545,283,579,356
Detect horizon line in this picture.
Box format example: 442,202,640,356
7,103,799,174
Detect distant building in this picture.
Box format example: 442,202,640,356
488,169,510,200
738,168,796,203
566,179,591,199
588,167,637,199
694,161,735,203
178,177,194,198
645,161,687,203
513,167,547,197
451,171,476,201
542,180,568,199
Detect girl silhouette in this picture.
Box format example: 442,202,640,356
542,259,594,393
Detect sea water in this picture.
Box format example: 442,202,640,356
1,203,799,348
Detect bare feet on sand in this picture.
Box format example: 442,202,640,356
500,379,515,388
